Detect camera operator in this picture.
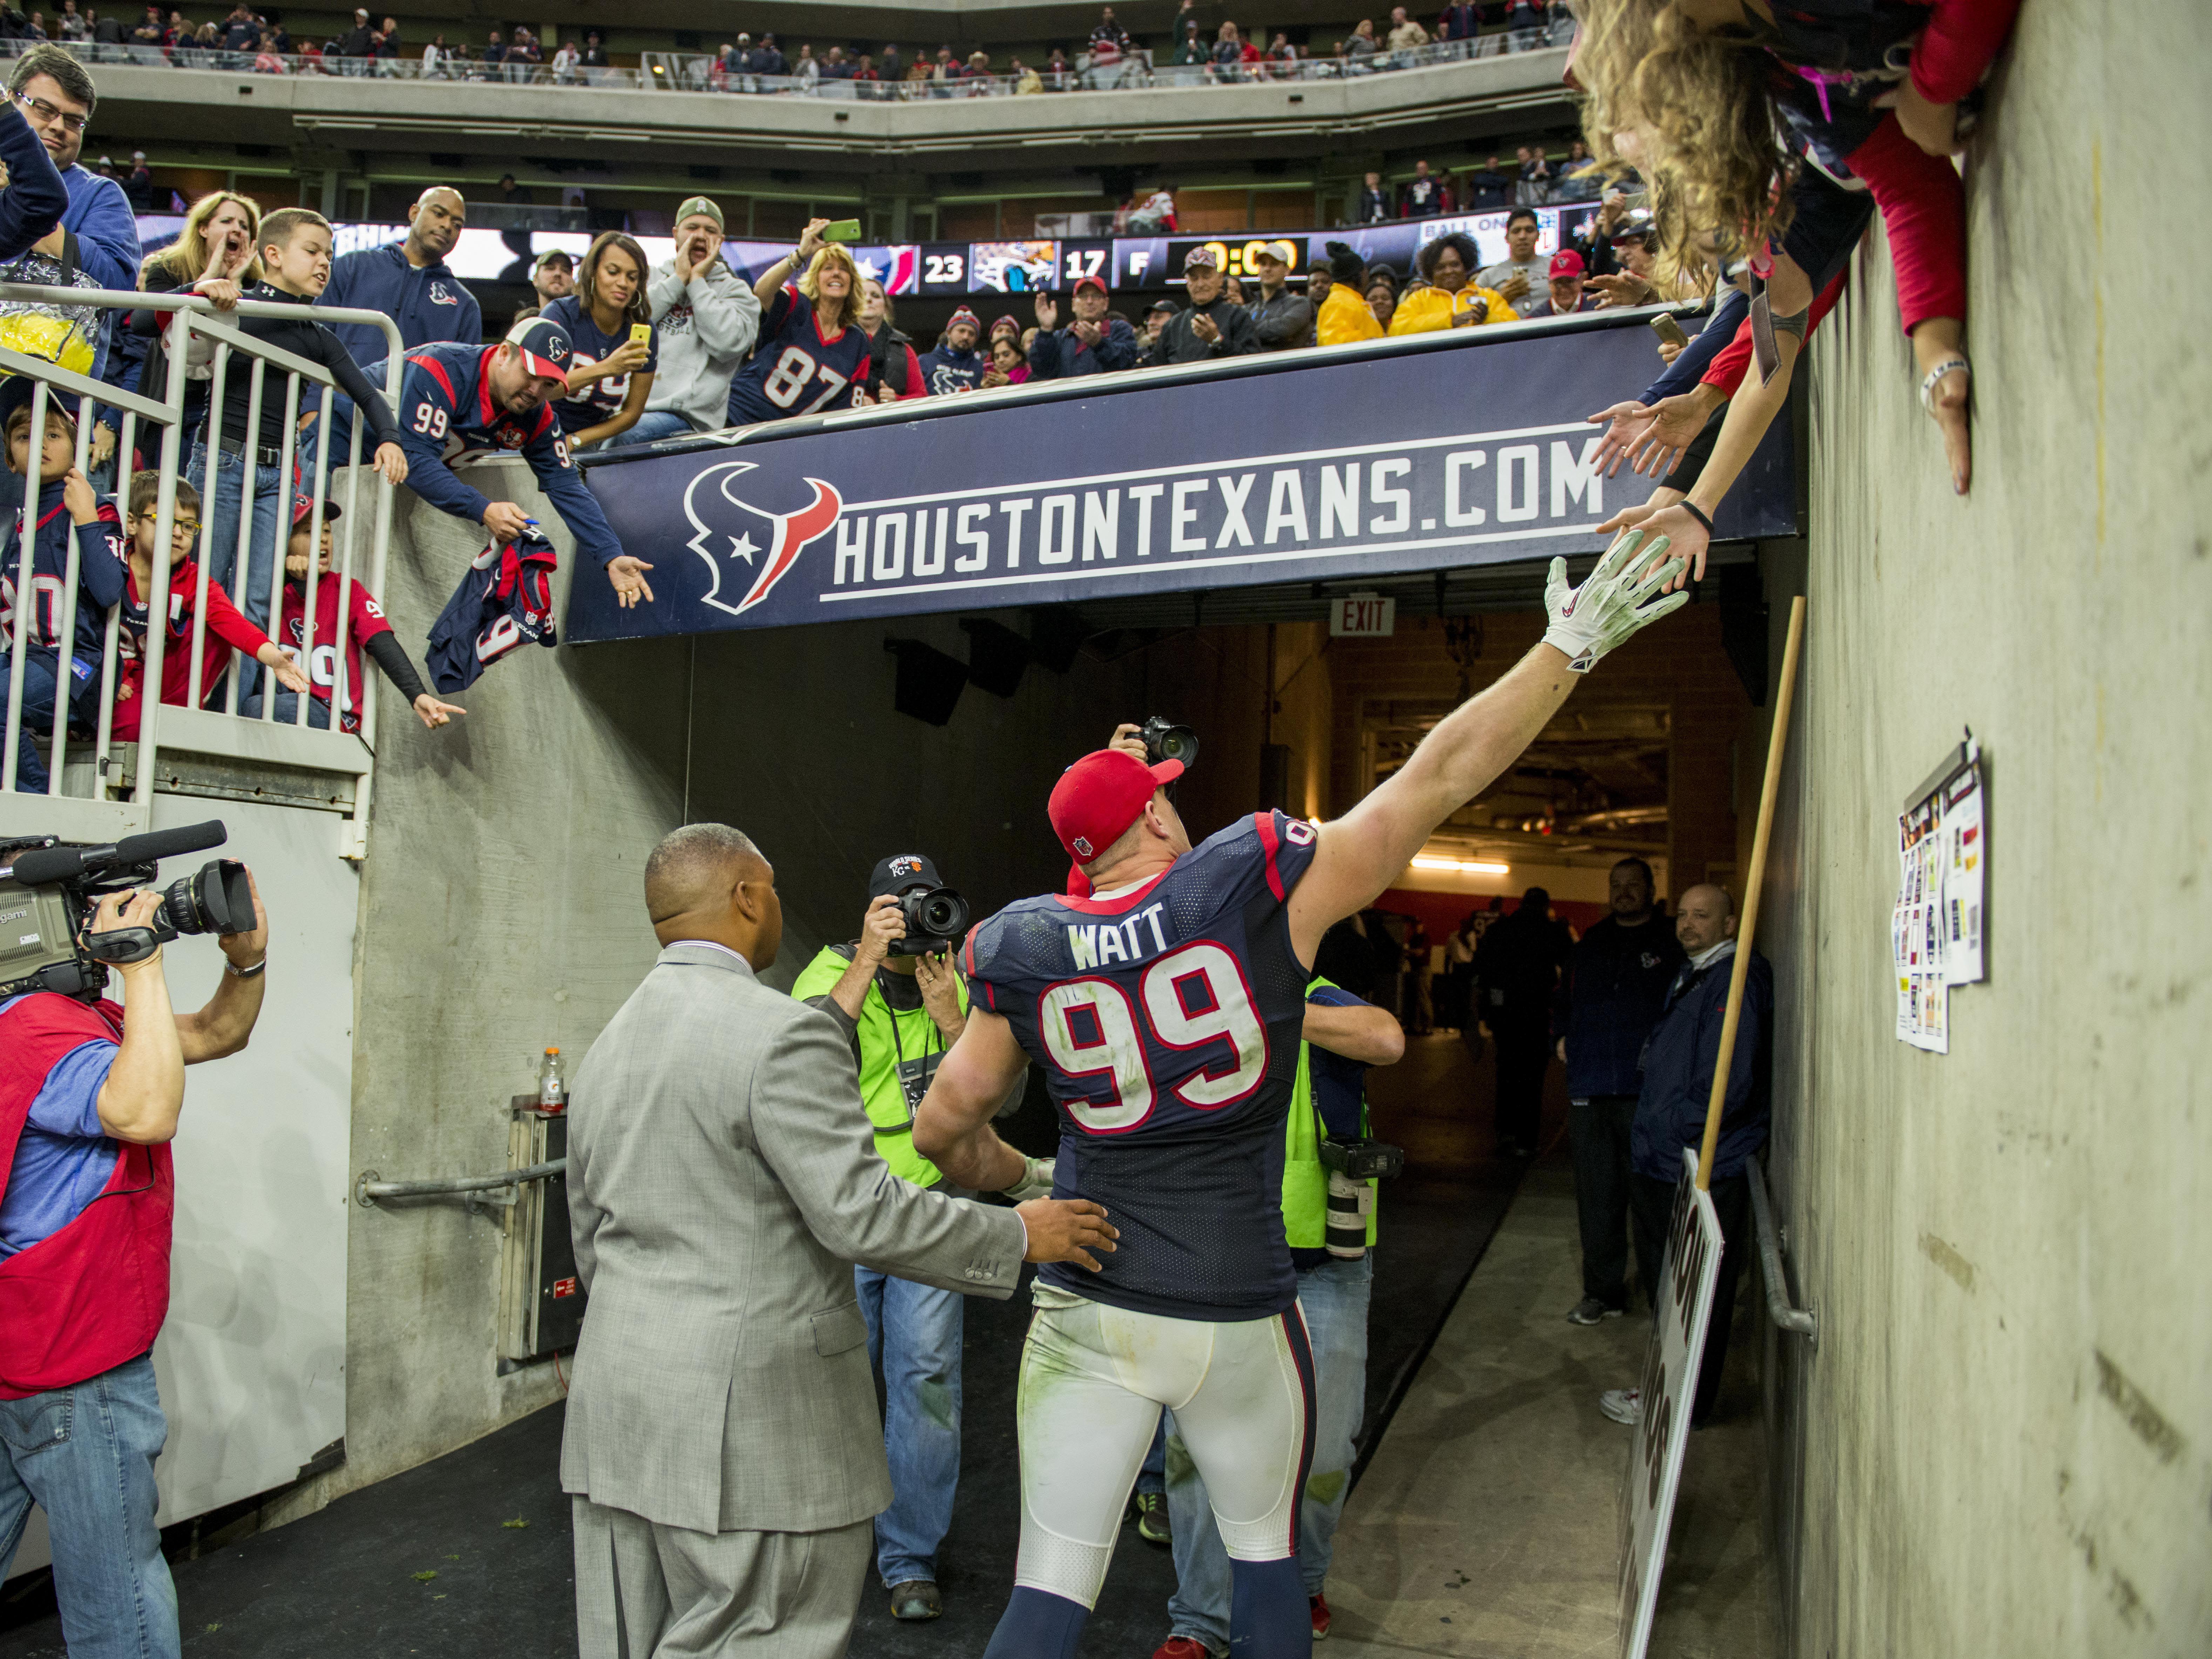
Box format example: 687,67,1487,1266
0,861,270,1657
789,853,1046,1625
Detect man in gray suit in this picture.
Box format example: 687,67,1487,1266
561,823,1118,1658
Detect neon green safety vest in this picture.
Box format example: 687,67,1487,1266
1281,975,1380,1250
790,944,967,1190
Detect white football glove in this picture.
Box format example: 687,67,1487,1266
1001,1156,1056,1203
1541,528,1691,672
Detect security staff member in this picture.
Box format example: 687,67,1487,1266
792,853,1047,1625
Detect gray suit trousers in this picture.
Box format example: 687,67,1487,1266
573,1497,874,1659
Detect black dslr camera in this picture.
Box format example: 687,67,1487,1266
1315,1135,1406,1181
893,884,971,956
0,820,249,1001
1138,716,1199,769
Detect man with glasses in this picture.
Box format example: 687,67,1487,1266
5,45,140,371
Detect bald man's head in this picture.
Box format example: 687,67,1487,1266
405,186,466,262
1675,883,1737,955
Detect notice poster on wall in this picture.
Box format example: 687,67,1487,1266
1892,740,1987,1052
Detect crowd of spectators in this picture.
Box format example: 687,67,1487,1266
1357,143,1605,223
0,1,1575,93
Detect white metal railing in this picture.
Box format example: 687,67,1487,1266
6,25,1576,102
0,285,402,858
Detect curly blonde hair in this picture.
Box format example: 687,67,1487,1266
796,242,861,327
1572,0,1789,269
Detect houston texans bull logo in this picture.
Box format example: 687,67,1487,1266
681,460,844,618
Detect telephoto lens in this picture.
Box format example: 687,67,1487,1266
155,859,253,937
1139,716,1199,769
1325,1169,1373,1259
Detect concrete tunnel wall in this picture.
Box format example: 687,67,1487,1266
1754,1,2211,1651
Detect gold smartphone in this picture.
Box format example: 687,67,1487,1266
1649,314,1690,351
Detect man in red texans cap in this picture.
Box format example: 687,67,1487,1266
1028,272,1139,380
915,531,1696,1659
1544,248,1597,317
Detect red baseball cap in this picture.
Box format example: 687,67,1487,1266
1073,274,1108,297
1048,749,1184,866
1548,249,1586,279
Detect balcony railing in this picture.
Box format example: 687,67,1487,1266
13,21,1574,102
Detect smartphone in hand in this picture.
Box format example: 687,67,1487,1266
1649,313,1690,351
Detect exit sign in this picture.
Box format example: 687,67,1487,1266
1330,595,1396,637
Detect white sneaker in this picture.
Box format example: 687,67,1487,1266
1598,1387,1643,1426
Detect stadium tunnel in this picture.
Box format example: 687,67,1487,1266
7,10,2205,1645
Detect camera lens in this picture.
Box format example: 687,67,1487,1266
156,859,251,936
1154,725,1199,766
918,889,969,939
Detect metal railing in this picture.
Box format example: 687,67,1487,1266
11,23,1575,102
0,285,401,857
356,1158,567,1218
1749,1160,1818,1345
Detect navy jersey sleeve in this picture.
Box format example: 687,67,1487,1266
394,354,489,525
1189,808,1321,906
520,411,625,568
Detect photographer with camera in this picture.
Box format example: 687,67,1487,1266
789,853,1047,1625
0,825,269,1658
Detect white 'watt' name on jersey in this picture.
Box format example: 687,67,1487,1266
1068,902,1171,971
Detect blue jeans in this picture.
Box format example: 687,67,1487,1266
241,690,345,731
601,409,697,450
192,442,286,635
1136,1411,1166,1498
2,648,99,793
854,1262,963,1587
0,1355,179,1658
1164,1254,1372,1651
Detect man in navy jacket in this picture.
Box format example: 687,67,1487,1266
1606,883,1771,1429
5,47,140,374
1026,277,1136,380
1553,857,1684,1324
320,185,480,367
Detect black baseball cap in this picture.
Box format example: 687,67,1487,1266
870,853,943,898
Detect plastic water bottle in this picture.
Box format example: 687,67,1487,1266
536,1047,567,1112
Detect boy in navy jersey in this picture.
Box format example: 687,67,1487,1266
915,530,1692,1658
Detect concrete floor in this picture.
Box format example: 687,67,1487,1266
1319,1143,1780,1659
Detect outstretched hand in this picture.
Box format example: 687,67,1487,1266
1595,497,1710,594
607,555,656,609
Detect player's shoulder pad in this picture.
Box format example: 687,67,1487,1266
1190,808,1319,900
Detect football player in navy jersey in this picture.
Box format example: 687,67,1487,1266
914,531,1692,1658
726,218,872,426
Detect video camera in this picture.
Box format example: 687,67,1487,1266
0,820,249,1001
893,885,971,956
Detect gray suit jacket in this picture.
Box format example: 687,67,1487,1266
559,942,1027,1535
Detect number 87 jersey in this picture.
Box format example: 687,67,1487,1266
963,810,1321,1322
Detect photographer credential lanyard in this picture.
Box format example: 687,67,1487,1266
875,969,944,1136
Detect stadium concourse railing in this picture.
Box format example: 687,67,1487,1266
0,287,402,856
3,19,1574,100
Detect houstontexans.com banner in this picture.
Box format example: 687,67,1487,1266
563,320,1795,644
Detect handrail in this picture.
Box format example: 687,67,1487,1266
1748,1161,1818,1344
0,283,402,856
355,1159,567,1206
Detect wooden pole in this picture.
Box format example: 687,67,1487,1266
1696,595,1806,1191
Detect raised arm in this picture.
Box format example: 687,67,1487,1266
1286,534,1687,962
753,217,828,309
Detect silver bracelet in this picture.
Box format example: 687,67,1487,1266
224,955,268,979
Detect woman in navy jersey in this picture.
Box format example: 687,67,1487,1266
726,218,872,426
541,231,657,449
